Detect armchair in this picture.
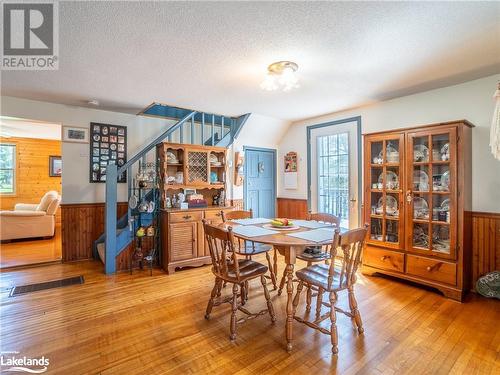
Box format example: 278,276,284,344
0,191,61,241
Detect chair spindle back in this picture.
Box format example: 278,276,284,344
308,212,341,254
328,226,368,290
307,212,340,228
221,209,253,222
202,220,239,279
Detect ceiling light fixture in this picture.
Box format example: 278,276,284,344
260,61,299,92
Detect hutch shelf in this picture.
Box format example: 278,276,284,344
362,120,473,301
156,142,232,274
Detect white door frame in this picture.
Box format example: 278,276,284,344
307,116,362,228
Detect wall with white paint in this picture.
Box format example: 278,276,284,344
278,74,500,213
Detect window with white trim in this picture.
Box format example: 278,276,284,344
0,144,16,195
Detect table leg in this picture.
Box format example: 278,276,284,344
273,248,278,279
285,262,295,352
284,245,297,353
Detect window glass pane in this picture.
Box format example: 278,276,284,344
316,133,349,221
0,145,15,169
338,133,348,154
0,144,15,194
0,169,14,193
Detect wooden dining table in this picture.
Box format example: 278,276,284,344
221,219,347,352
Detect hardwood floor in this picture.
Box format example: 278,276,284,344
0,257,498,374
0,224,61,269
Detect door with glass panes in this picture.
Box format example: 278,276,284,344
406,128,457,260
365,133,405,249
310,121,359,229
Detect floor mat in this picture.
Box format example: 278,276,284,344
9,275,84,297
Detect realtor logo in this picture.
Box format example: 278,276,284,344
1,0,59,70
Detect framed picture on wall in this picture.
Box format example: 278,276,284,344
62,126,89,143
89,122,127,183
49,156,62,177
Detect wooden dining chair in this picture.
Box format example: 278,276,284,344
292,225,368,354
203,220,276,341
221,209,278,290
278,212,340,310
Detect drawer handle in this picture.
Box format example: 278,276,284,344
215,213,221,217
183,215,192,220
426,262,442,272
380,255,390,261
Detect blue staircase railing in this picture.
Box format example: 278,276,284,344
101,105,250,274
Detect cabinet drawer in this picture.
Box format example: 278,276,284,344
204,210,224,222
406,255,456,286
364,247,404,273
169,211,203,223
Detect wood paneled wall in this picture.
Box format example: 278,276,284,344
277,197,308,219
61,202,128,262
0,137,62,221
471,211,500,289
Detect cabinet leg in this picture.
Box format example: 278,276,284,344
361,266,379,277
438,287,464,302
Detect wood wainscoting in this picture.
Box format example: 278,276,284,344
61,202,128,262
277,197,308,219
470,211,500,289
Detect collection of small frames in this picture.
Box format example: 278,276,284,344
89,122,127,183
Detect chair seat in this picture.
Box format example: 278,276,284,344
295,264,341,291
233,242,272,255
226,259,268,281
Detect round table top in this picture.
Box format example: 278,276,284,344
219,221,345,248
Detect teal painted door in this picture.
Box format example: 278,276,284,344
245,148,276,218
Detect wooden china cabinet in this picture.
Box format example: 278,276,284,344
362,120,473,301
157,143,233,274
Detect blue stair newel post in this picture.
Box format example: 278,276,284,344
105,164,118,274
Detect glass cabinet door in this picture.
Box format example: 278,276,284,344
406,128,456,259
365,135,404,249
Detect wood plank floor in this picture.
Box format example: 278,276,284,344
0,224,62,268
0,257,498,375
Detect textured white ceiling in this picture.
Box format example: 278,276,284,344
1,1,499,121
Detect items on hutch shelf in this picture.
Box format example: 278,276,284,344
89,122,127,183
185,190,208,208
156,142,231,274
362,120,473,301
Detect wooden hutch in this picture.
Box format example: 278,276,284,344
157,143,233,274
362,120,473,301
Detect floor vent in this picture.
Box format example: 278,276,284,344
9,275,84,297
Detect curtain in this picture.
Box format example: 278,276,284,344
490,84,500,160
